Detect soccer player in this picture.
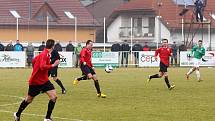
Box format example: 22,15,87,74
14,39,59,121
186,40,205,81
49,48,66,94
73,40,106,98
147,39,175,90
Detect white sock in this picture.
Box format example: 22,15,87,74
196,70,200,80
187,68,193,75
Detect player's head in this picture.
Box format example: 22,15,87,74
46,39,55,50
162,39,168,47
198,40,203,47
86,40,93,49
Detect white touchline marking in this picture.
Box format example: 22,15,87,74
0,110,92,121
0,94,24,107
0,95,92,121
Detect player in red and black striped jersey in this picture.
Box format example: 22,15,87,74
14,39,59,121
73,40,106,98
147,39,175,90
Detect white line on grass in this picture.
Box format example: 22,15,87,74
0,102,21,107
0,94,24,107
0,110,91,121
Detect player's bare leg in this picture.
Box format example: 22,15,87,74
186,67,196,80
195,67,202,82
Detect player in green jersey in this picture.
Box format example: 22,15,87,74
186,40,205,81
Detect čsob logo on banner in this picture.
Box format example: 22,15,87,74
139,51,159,67
140,54,157,63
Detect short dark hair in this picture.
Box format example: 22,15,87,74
86,40,93,45
162,39,168,43
198,40,203,42
46,39,55,49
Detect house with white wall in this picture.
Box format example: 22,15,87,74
107,0,215,49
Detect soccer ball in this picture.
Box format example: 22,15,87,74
105,65,113,73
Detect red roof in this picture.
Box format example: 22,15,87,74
0,0,98,26
114,0,215,29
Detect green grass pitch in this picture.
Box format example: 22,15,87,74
0,67,215,121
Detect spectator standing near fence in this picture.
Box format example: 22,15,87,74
132,41,142,67
65,41,74,51
143,42,151,51
14,40,24,51
5,40,14,51
38,41,45,51
171,42,178,66
121,40,130,67
26,42,35,67
75,43,83,68
111,42,121,52
0,41,4,51
54,41,62,51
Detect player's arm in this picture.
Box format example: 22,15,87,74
40,54,53,70
191,46,196,56
80,49,87,65
200,48,206,56
154,48,160,60
169,48,173,56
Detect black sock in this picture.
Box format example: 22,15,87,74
77,76,88,81
46,100,56,119
16,100,30,117
55,79,65,90
164,76,171,88
150,74,160,79
94,80,101,94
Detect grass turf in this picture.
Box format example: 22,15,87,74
0,67,215,121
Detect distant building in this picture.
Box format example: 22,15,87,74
0,0,99,42
106,0,215,49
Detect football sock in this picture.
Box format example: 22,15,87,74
196,70,201,80
77,76,88,81
16,100,30,117
55,79,65,90
164,76,171,88
94,80,101,94
46,100,56,119
150,74,160,79
187,68,194,75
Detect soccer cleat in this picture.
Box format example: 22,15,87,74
73,78,79,85
147,75,151,83
168,85,175,90
197,79,203,82
97,93,106,98
14,112,20,121
44,118,52,121
62,89,66,94
185,74,189,80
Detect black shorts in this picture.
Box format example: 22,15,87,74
159,62,168,72
28,81,55,97
80,64,96,76
48,67,58,77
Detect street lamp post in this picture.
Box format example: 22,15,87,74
10,10,21,40
64,11,77,43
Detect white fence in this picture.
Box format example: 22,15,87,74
0,51,215,68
